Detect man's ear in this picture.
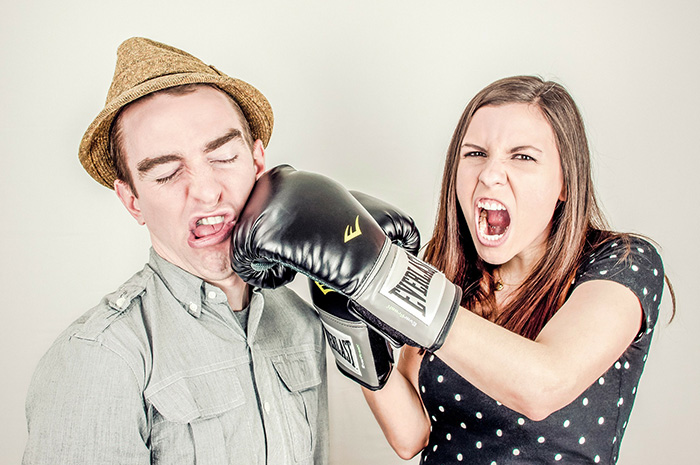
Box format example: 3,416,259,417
114,179,145,225
252,139,266,180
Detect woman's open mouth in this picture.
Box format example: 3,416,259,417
476,200,510,244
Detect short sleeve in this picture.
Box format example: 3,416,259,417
574,236,665,340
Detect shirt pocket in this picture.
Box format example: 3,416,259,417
271,348,323,463
145,362,249,465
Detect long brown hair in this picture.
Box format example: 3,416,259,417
424,76,673,340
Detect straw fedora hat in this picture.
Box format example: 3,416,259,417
79,37,274,189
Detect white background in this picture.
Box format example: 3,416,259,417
1,1,698,463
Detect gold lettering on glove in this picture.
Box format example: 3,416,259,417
315,281,335,295
344,215,362,242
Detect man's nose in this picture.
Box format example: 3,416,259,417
188,165,222,206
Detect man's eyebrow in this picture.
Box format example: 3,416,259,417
205,129,244,153
137,154,183,175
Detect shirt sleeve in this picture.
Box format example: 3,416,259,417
573,236,665,340
23,335,150,465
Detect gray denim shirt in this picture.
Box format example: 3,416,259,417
23,249,328,464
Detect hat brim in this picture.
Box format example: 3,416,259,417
79,73,273,189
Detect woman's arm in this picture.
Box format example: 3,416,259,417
437,279,642,420
362,345,430,459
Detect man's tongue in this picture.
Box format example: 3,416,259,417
484,209,510,236
193,222,225,239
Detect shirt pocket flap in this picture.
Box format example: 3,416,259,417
271,349,322,392
146,362,246,424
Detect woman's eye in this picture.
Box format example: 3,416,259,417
463,151,486,158
514,154,535,161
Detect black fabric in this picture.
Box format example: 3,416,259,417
419,236,664,464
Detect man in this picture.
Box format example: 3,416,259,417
23,37,328,465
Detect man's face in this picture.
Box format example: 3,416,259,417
114,86,265,283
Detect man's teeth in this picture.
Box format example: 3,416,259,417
477,200,506,211
196,216,225,226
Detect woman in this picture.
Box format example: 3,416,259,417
363,76,674,464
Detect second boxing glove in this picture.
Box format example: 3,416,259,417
232,165,461,351
311,191,420,390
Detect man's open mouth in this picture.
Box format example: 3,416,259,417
193,215,226,239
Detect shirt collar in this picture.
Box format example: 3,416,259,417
147,248,208,317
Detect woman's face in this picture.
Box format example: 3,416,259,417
456,103,565,269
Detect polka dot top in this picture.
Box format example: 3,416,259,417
418,236,664,464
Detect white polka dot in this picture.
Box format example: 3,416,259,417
623,421,628,429
555,453,562,461
624,361,630,369
653,268,658,276
643,287,648,296
631,264,639,272
491,462,497,465
421,385,426,393
637,247,645,253
460,422,467,429
496,429,503,437
476,441,482,449
615,362,622,369
612,242,618,247
599,270,608,275
438,406,445,412
563,420,570,428
517,417,525,425
609,254,617,259
643,354,648,361
433,445,438,451
594,456,601,463
538,436,546,443
513,448,520,456
598,417,605,425
613,436,617,444
446,433,452,440
590,258,596,263
653,294,658,302
429,354,435,362
455,394,462,401
579,437,586,444
496,400,502,406
437,375,444,383
476,412,483,419
582,398,589,406
617,397,624,407
457,454,463,462
598,377,605,385
632,386,637,395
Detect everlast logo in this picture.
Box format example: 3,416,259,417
388,253,437,316
324,330,357,369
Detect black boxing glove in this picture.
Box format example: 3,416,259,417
310,191,420,390
232,165,461,351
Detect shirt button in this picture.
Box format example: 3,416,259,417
115,297,126,307
189,303,198,312
207,291,217,300
264,401,271,413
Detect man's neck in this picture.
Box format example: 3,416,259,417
209,275,251,311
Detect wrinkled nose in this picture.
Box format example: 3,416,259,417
478,158,507,187
188,166,222,207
